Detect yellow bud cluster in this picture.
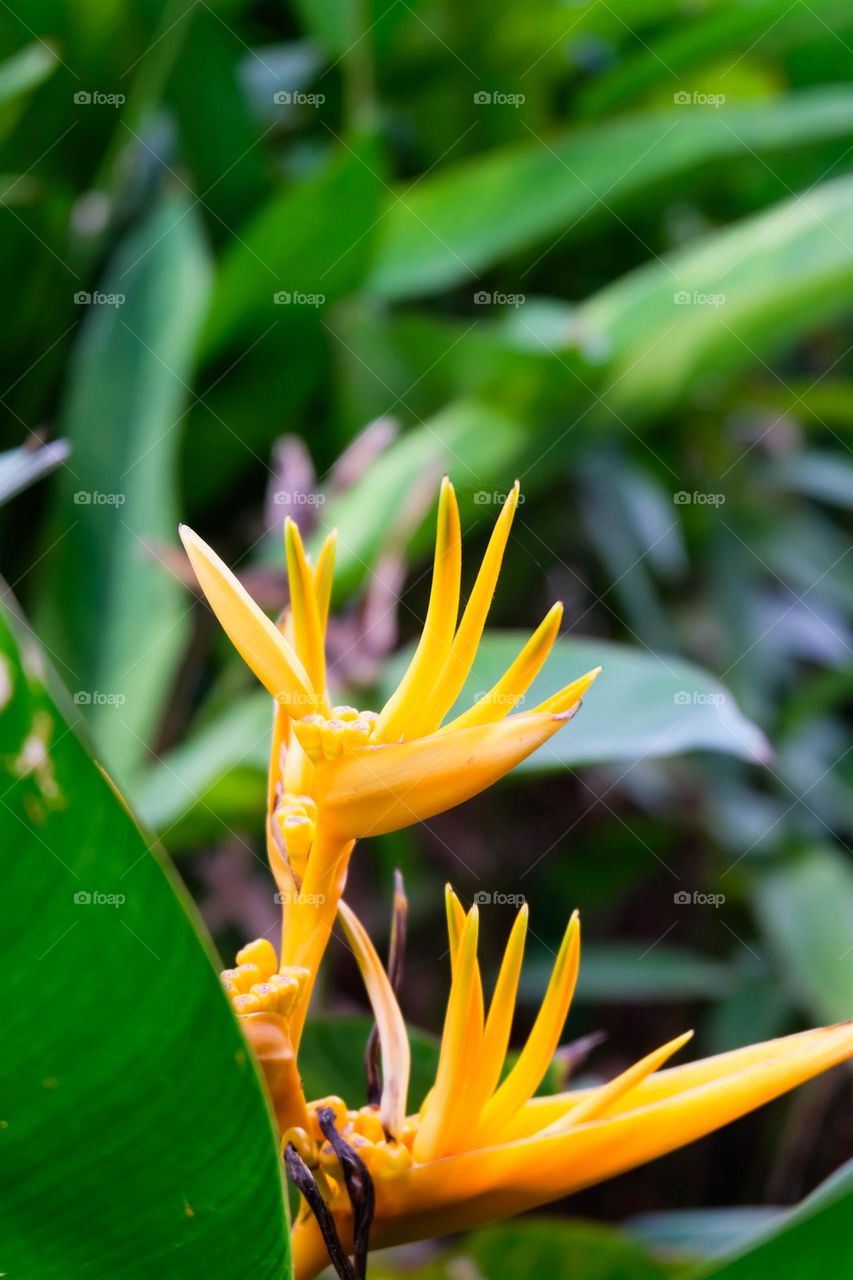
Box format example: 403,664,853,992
220,944,309,1020
274,793,317,876
294,1098,414,1195
292,708,379,764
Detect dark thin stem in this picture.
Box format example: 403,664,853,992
317,1109,375,1280
284,1144,357,1280
365,869,408,1107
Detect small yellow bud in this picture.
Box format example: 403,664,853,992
236,938,277,978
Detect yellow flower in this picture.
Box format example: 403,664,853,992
286,890,853,1280
180,479,599,1039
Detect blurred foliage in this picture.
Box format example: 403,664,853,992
1,0,851,1274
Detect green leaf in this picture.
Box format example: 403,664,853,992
627,1207,783,1262
383,634,770,768
368,89,853,299
752,845,853,1026
0,41,58,140
200,139,382,360
582,174,853,416
38,195,212,783
0,604,289,1278
0,440,69,505
691,1159,853,1280
372,1218,670,1279
571,943,733,1004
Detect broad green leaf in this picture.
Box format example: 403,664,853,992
0,605,289,1278
582,174,853,416
201,139,382,359
691,1159,853,1280
752,845,853,1026
571,943,733,1004
372,1218,670,1280
38,196,212,784
368,89,853,299
384,634,770,767
627,1208,783,1262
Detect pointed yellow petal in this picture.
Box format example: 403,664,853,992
317,709,577,840
375,477,461,743
337,900,411,1139
285,518,327,698
423,483,520,733
179,525,314,711
468,904,529,1112
542,1030,694,1132
437,604,564,735
445,884,466,962
475,912,580,1143
314,529,337,633
531,665,602,716
414,908,481,1162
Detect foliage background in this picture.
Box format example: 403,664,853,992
1,0,851,1275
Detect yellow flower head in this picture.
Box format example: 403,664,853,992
180,479,599,1037
284,890,853,1280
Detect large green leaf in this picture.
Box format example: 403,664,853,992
38,195,212,784
752,845,853,1026
691,1159,853,1280
367,89,853,299
383,634,769,768
0,604,289,1277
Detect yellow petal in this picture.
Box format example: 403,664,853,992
316,709,579,840
179,525,314,712
337,900,411,1139
414,907,481,1161
375,477,461,743
423,484,520,732
437,604,564,735
445,885,466,962
530,665,603,716
469,904,529,1112
285,518,327,699
314,529,337,633
475,912,580,1143
541,1030,694,1131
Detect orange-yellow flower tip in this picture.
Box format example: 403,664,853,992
235,938,278,978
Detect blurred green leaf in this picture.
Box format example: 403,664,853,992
0,41,58,140
627,1207,783,1262
385,633,769,768
526,943,733,1005
368,90,853,299
752,845,853,1026
0,604,289,1277
38,195,212,783
201,139,383,360
298,1015,439,1110
0,439,69,504
691,1159,853,1279
372,1218,670,1280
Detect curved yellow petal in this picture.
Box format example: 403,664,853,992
437,604,564,735
285,518,327,700
531,665,603,715
316,709,580,839
337,900,411,1139
414,907,481,1162
474,912,580,1143
376,477,461,743
468,904,529,1113
179,525,314,711
423,484,520,733
314,529,337,633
